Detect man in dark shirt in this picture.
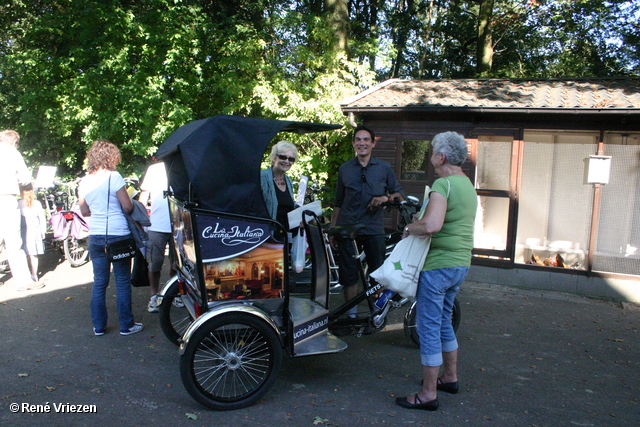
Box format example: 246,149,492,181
331,125,403,313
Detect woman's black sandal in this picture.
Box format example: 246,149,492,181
395,394,439,411
436,378,459,394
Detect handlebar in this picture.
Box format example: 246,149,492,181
381,197,420,209
309,184,331,194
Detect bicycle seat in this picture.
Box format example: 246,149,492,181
327,224,366,240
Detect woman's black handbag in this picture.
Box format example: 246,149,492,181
106,238,137,262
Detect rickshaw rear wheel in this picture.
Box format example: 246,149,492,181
405,298,461,347
180,312,283,410
159,278,192,345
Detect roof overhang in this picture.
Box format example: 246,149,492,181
341,106,640,115
340,78,640,118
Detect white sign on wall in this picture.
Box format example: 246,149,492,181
586,155,612,185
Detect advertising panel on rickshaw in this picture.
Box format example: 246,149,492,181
195,213,286,302
169,197,286,305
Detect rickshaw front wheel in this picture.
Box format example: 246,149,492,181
159,277,192,345
180,312,283,410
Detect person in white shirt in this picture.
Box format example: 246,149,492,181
78,140,143,336
0,130,43,291
139,162,176,313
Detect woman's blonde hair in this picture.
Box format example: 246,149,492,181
269,141,298,165
86,140,122,173
21,189,35,209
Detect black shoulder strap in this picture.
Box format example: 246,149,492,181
105,173,111,244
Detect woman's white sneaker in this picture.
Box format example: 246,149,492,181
121,322,144,336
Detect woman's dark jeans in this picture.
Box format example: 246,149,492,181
88,235,135,332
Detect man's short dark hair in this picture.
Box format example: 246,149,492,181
353,125,375,142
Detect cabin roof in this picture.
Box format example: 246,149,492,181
341,78,640,114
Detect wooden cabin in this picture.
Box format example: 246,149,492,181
340,78,640,302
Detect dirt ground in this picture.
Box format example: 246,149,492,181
1,248,638,426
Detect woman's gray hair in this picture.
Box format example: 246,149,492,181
269,140,298,164
0,129,20,147
431,132,468,166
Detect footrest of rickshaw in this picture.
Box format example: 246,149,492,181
293,330,348,357
289,297,348,356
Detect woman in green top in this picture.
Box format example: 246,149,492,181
396,132,478,411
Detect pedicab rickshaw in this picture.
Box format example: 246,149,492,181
154,115,349,410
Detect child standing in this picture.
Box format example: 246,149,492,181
19,184,46,283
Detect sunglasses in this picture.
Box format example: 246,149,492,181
277,154,296,162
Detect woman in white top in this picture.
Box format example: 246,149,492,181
78,140,143,336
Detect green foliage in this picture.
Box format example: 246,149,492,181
0,0,373,184
352,0,639,79
0,0,637,183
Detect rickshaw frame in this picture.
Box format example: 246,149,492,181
155,115,347,410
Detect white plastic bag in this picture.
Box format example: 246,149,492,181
369,185,432,298
291,228,308,273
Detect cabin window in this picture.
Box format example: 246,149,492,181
400,139,431,181
594,132,640,275
515,131,599,270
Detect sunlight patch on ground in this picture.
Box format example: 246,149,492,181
0,262,94,303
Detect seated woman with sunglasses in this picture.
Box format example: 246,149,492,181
260,141,298,236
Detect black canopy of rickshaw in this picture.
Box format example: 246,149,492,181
154,115,341,218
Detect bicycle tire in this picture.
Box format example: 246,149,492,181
180,312,283,410
63,223,90,267
405,297,461,347
0,243,9,273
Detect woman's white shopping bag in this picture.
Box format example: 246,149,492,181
370,185,432,298
370,235,430,298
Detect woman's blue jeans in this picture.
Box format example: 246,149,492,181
88,235,134,332
416,266,469,367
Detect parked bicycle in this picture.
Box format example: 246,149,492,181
50,205,90,267
324,196,420,294
157,194,460,347
0,241,8,274
124,176,142,198
32,173,89,267
36,180,75,231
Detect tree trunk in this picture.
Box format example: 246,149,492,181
325,0,350,55
418,0,436,78
390,0,414,78
476,0,494,75
368,0,379,71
